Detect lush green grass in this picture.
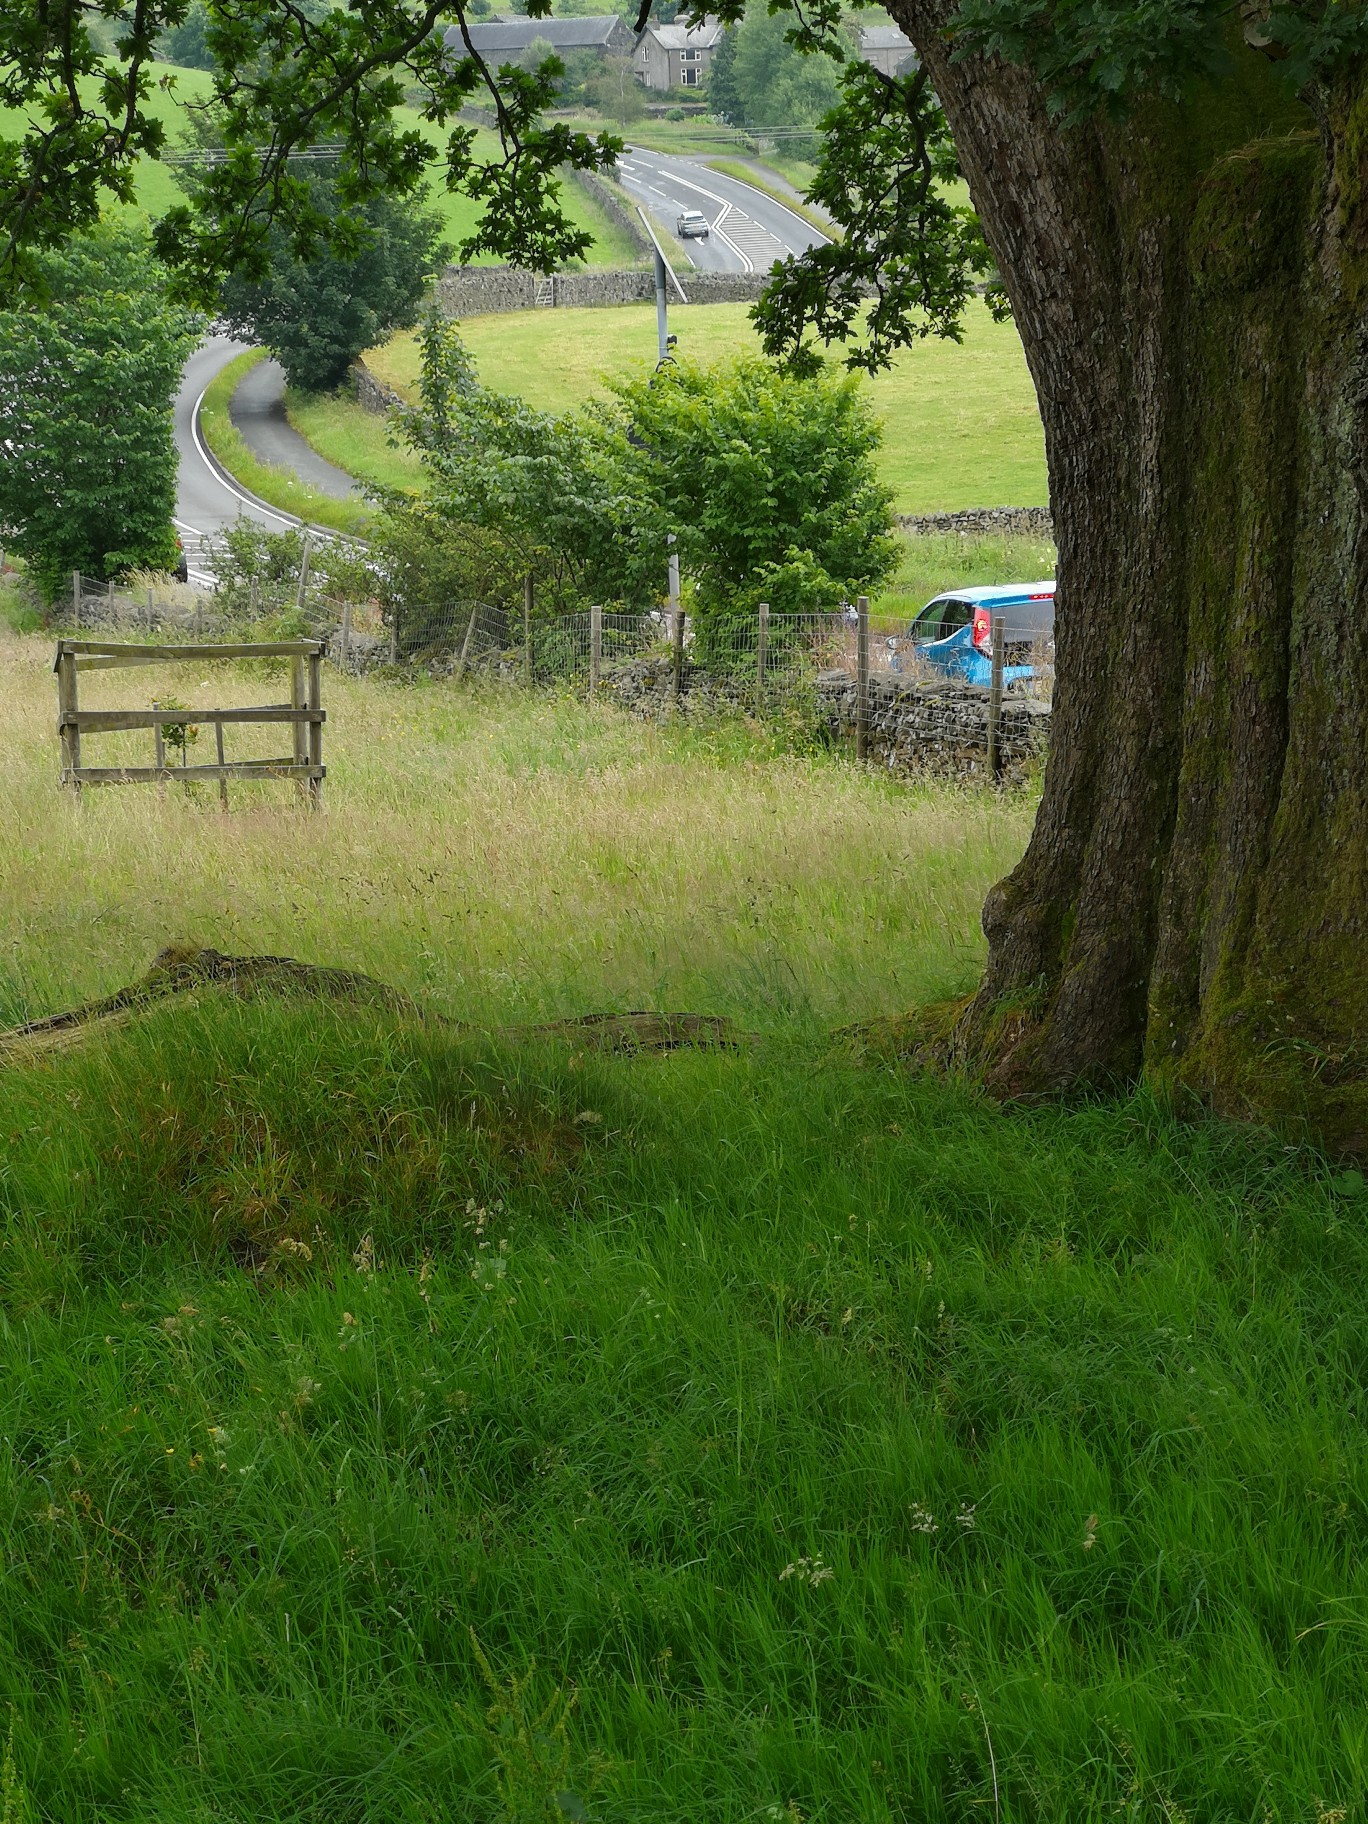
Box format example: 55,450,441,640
0,64,634,263
199,349,374,535
2,632,1365,1821
3,992,1367,1822
349,299,1049,515
283,384,424,497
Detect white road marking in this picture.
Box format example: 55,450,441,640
189,384,299,530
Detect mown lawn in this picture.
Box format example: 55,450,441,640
320,298,1049,516
1,625,1362,1824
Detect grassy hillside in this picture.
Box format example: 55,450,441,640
1,624,1364,1823
0,64,636,265
294,299,1048,515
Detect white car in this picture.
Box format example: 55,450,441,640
676,210,710,240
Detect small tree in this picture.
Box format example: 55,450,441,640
214,167,449,394
583,55,645,126
0,225,202,597
607,355,898,660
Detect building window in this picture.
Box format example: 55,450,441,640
680,47,700,60
680,64,699,83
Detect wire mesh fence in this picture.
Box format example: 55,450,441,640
39,569,1052,779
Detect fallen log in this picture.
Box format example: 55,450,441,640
0,943,752,1060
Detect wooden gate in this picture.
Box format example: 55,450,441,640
54,638,327,808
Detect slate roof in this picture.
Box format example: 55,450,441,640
445,15,626,55
858,23,916,53
640,16,725,49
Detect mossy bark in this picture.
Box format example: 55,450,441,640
887,21,1368,1154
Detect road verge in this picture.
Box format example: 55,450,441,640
198,349,372,537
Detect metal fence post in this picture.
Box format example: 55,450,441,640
756,600,769,714
523,572,534,685
590,603,602,696
855,595,870,762
667,534,683,705
988,612,1005,780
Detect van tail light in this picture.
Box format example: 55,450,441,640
972,606,993,654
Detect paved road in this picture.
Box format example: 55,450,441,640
613,149,828,276
230,355,360,501
173,335,305,581
173,157,826,567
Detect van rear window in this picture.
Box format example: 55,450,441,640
914,598,972,641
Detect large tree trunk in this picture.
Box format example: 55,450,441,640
882,20,1368,1155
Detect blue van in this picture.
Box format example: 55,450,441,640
891,582,1055,687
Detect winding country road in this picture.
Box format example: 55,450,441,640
172,335,355,581
172,160,828,564
613,148,828,274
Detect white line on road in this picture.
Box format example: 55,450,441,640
189,384,299,531
639,157,828,250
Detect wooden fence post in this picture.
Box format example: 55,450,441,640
855,595,870,762
152,710,167,800
307,647,324,809
672,606,684,704
590,603,602,695
215,721,229,810
291,655,308,805
295,533,312,610
756,600,769,714
340,600,353,672
56,645,80,791
523,572,534,685
389,612,399,665
455,601,480,681
72,571,81,631
987,612,1005,781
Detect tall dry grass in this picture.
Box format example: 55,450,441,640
0,627,1036,1029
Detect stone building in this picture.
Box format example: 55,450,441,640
445,14,634,62
632,15,724,90
857,23,917,74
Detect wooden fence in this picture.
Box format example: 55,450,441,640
54,639,327,808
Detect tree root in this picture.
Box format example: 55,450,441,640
0,943,753,1061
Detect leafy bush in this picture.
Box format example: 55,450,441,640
392,312,657,617
206,521,367,630
606,354,898,659
385,316,897,651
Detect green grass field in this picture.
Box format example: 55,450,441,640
0,64,636,265
304,299,1049,516
1,619,1365,1822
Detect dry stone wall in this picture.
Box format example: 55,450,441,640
432,264,773,318
895,507,1054,539
602,657,1050,780
352,359,405,415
